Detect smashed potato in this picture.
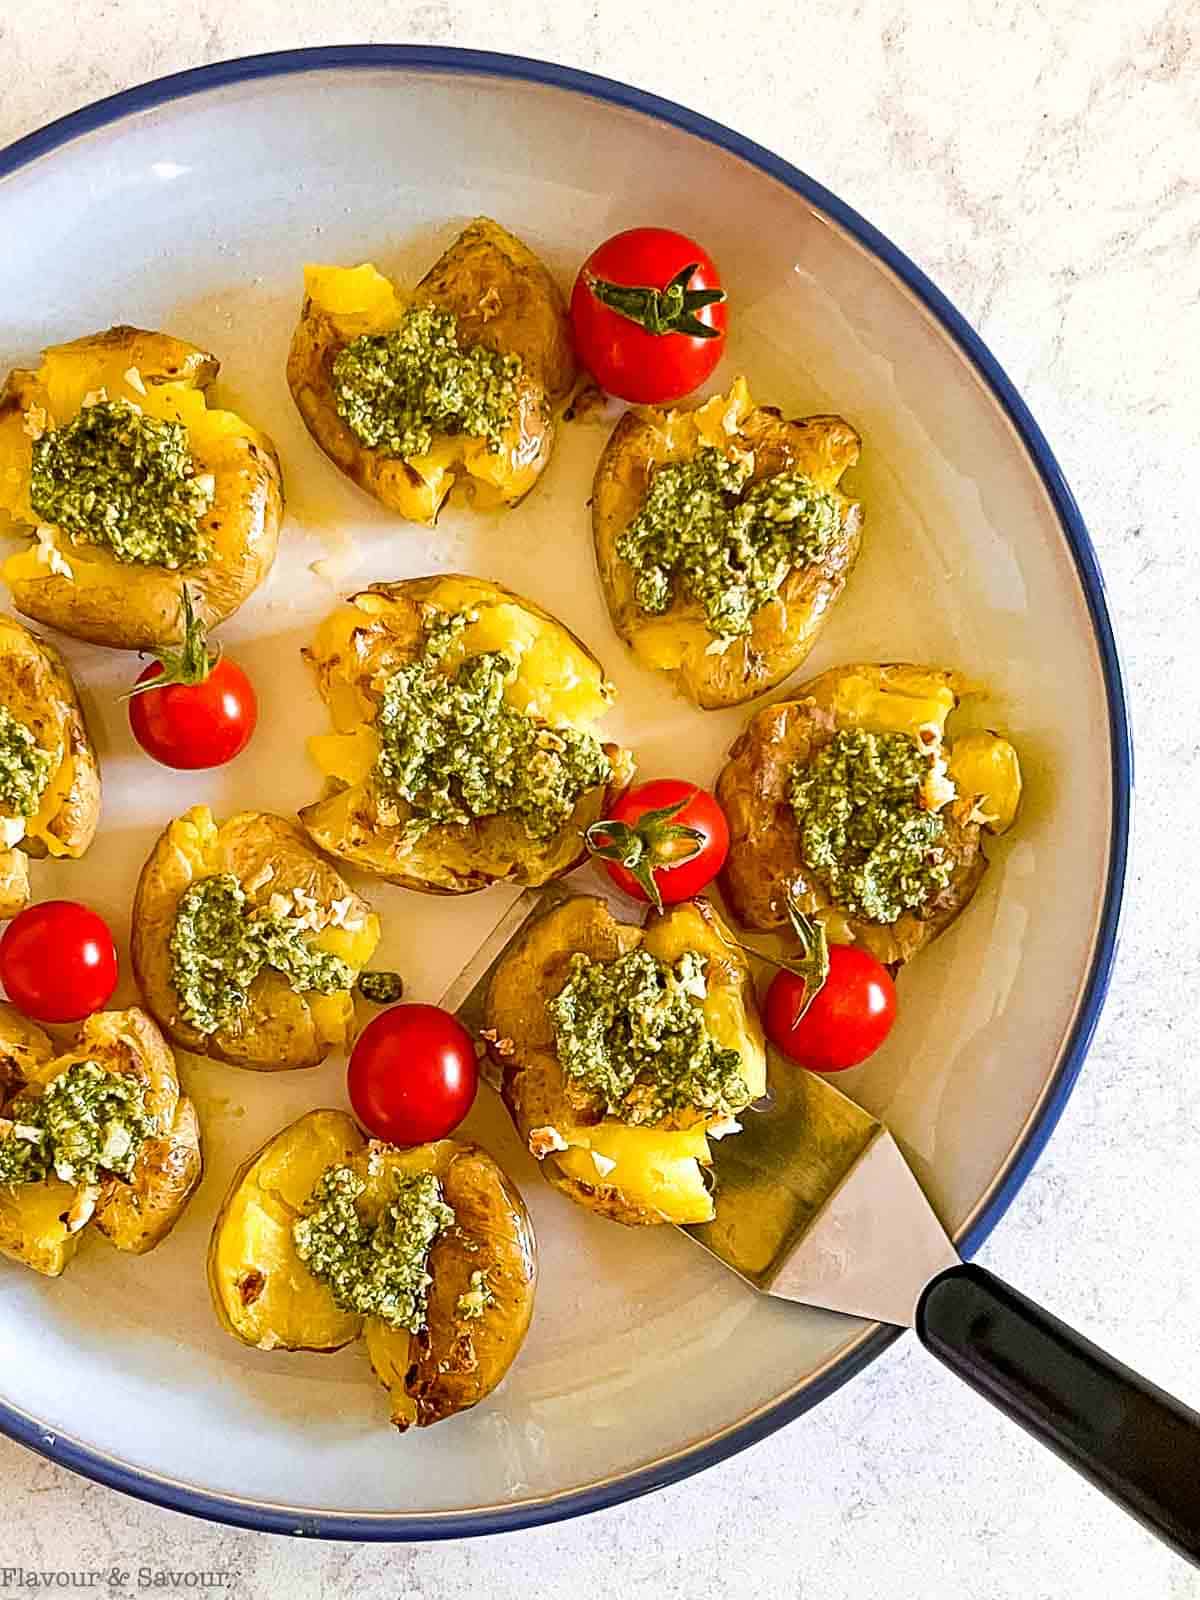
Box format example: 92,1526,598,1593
131,806,380,1071
0,1004,201,1276
208,1110,537,1430
287,218,575,522
299,574,635,894
0,326,283,650
592,378,862,708
716,662,1023,967
0,615,101,918
484,895,766,1227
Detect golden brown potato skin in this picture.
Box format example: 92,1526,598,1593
365,1142,538,1430
717,663,991,968
287,218,576,522
592,387,863,709
0,326,282,650
0,1004,201,1275
131,807,379,1071
208,1112,537,1430
299,575,634,895
0,615,101,915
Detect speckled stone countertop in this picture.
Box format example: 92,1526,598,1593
1,4,1198,1596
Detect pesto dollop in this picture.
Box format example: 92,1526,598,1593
375,611,611,842
0,1060,152,1189
169,873,355,1035
617,446,844,638
547,947,748,1127
332,303,521,459
29,398,214,568
789,729,953,924
0,704,54,820
293,1165,454,1332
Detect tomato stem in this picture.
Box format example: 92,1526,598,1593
583,795,705,914
704,885,830,1021
782,889,831,1027
586,261,726,339
124,585,218,699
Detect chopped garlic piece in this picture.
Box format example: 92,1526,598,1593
328,895,363,931
707,1118,743,1141
705,634,735,656
21,405,48,440
267,892,293,920
590,1151,617,1178
65,1183,101,1233
0,815,26,848
123,366,147,396
100,1123,133,1166
528,1125,568,1158
81,387,108,408
919,751,957,813
34,526,73,579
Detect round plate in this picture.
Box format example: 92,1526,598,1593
0,47,1128,1538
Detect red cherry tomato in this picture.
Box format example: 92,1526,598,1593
585,779,729,912
764,944,897,1073
127,585,257,770
570,228,727,404
0,900,118,1023
347,1003,478,1146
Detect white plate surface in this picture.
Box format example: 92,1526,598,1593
0,58,1122,1529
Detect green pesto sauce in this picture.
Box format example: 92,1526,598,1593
331,303,521,459
547,947,748,1127
292,1165,454,1333
375,611,611,843
0,704,53,819
455,1268,495,1321
29,399,214,568
169,873,355,1035
789,729,953,924
0,1060,152,1189
616,446,844,638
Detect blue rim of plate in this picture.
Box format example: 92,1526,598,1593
0,43,1130,1542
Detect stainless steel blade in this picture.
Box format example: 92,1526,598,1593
685,1060,958,1326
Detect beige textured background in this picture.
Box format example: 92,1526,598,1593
2,3,1198,1596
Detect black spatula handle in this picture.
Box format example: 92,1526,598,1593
916,1263,1200,1564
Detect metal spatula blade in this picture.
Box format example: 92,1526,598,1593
444,888,1200,1565
684,1065,958,1326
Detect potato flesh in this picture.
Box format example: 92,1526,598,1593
946,730,1022,832
640,901,768,1104
0,1176,80,1277
209,1109,365,1352
211,1126,534,1431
